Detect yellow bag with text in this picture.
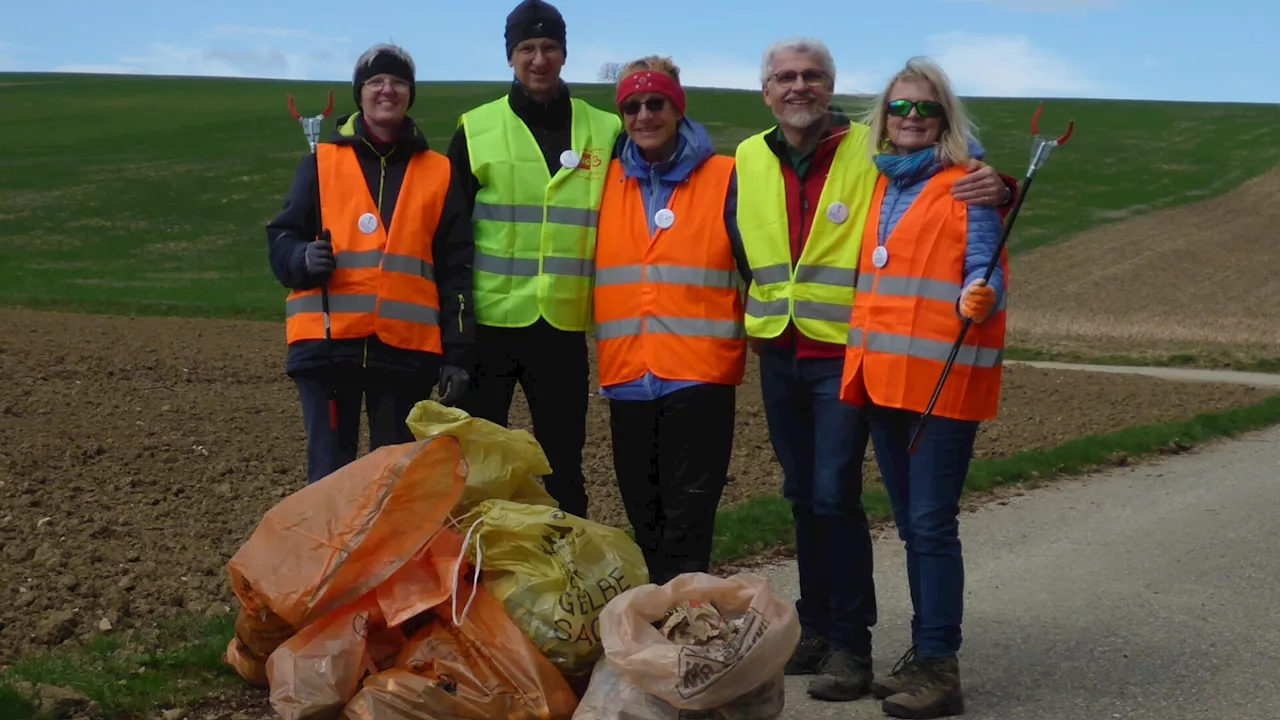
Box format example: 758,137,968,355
450,499,649,679
405,400,558,518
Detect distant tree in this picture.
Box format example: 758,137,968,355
597,62,623,83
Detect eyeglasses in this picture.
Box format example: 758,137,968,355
771,69,827,88
887,99,945,118
364,78,410,93
621,97,666,115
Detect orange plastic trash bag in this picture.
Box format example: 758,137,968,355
225,437,466,630
451,499,648,679
588,573,800,713
341,578,580,720
376,528,465,629
405,400,558,518
222,605,296,687
267,592,407,720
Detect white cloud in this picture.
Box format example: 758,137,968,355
941,0,1114,11
918,31,1099,97
48,28,351,81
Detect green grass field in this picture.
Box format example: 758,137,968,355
4,71,1280,321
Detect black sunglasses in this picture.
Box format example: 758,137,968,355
887,99,945,118
621,97,667,115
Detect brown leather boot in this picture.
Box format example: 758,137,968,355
871,645,923,699
881,656,964,718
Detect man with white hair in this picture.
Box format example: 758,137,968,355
731,37,1016,702
268,43,476,484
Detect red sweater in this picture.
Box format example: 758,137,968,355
753,115,1018,360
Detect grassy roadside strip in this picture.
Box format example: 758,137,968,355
708,392,1280,565
5,394,1280,718
1005,345,1280,374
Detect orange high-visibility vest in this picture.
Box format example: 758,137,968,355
285,144,450,355
840,166,1008,421
593,155,746,388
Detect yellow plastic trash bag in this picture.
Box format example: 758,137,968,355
451,499,648,678
406,400,558,517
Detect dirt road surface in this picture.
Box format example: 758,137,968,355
771,424,1280,719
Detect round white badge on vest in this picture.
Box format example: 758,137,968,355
826,201,849,224
654,208,675,229
872,245,889,269
560,150,580,169
357,212,378,234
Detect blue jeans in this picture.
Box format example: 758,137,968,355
867,404,977,659
758,347,876,655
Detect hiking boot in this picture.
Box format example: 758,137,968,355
882,656,964,719
871,645,923,699
784,633,829,675
806,649,873,701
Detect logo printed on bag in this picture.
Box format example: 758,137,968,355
674,609,770,700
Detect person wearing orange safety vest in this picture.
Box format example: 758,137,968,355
267,44,475,485
592,57,748,584
839,58,1007,719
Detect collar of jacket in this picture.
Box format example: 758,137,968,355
330,112,430,155
506,77,572,129
764,103,852,159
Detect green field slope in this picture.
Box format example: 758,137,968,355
3,72,1279,320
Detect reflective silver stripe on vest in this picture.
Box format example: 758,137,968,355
382,254,435,281
793,300,850,323
474,251,539,277
595,316,745,341
750,263,791,285
745,296,789,318
286,294,438,325
856,274,1007,310
543,256,595,278
473,203,599,227
595,265,644,286
336,249,383,270
334,250,435,281
847,328,1002,368
594,264,736,289
795,265,855,288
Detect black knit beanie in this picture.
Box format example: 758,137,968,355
352,48,416,110
504,0,567,59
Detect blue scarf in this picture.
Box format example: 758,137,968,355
874,147,940,183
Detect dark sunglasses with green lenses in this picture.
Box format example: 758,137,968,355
887,99,945,118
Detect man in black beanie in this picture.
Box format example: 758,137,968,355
446,0,621,521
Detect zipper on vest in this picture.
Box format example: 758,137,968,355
457,293,464,334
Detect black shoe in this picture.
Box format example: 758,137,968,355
784,633,829,675
806,649,873,701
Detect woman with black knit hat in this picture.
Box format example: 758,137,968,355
266,43,477,485
447,0,623,521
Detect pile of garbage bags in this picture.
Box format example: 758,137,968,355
222,401,800,719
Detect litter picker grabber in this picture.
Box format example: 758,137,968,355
287,90,339,430
906,102,1074,455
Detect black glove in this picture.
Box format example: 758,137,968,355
305,230,335,278
437,365,470,406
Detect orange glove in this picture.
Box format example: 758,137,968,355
959,280,996,322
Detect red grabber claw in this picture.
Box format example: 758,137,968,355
321,89,334,118
286,90,334,153
287,93,301,120
1026,101,1075,174
1031,101,1075,146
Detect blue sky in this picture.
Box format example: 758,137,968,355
2,0,1275,103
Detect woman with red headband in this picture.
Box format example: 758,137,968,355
591,56,749,584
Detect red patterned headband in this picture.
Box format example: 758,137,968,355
616,71,686,115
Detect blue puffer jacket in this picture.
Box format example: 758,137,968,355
873,139,1006,305
599,117,746,402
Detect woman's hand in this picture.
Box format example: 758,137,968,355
959,279,996,322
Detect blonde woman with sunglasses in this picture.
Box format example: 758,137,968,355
839,56,1010,718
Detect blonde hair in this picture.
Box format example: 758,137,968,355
861,56,975,166
618,55,681,83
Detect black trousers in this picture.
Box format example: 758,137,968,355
609,383,736,585
455,319,590,518
293,363,437,484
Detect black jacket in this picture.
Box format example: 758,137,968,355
446,78,575,215
267,112,475,376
